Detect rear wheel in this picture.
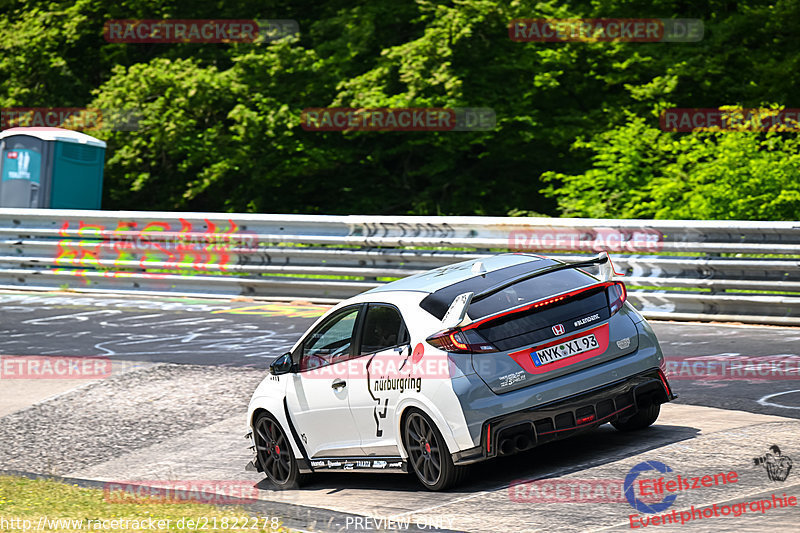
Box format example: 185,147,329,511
611,403,660,431
253,412,306,489
404,410,467,491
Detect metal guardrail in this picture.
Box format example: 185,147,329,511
0,208,799,324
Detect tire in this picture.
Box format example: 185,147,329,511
253,412,308,489
403,409,467,491
611,403,661,432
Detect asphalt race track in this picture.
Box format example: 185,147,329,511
1,290,798,416
1,290,799,532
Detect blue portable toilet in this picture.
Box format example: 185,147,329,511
0,127,106,209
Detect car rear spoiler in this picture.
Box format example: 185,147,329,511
441,291,474,329
471,252,618,304
440,253,620,328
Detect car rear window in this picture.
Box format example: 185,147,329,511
475,287,609,351
467,269,597,319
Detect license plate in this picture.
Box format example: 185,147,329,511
531,334,599,366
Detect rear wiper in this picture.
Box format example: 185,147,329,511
471,255,609,303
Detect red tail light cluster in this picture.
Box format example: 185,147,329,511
607,281,627,315
426,328,498,354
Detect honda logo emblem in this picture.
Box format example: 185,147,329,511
552,324,565,335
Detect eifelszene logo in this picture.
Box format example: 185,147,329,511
624,461,677,514
624,460,739,514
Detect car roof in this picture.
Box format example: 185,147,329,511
364,253,550,295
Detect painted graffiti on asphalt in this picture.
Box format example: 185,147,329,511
0,293,318,360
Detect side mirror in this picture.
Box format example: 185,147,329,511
269,352,294,375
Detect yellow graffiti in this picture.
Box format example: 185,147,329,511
212,303,330,318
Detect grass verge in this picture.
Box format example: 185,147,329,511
0,475,288,532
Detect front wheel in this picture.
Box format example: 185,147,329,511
253,412,306,489
404,410,467,491
611,403,661,431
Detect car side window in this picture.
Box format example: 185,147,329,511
300,307,360,371
359,304,408,354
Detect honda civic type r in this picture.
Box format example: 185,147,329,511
246,253,675,490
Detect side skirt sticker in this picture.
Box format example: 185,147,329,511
283,398,315,473
307,457,407,472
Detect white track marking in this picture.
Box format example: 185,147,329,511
21,309,122,324
757,390,800,410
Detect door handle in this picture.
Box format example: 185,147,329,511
331,379,347,390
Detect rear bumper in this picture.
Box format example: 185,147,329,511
452,368,675,465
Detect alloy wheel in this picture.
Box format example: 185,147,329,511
255,416,292,484
405,412,442,485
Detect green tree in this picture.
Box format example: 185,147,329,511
543,111,800,220
3,0,800,218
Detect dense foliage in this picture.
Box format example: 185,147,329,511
1,0,798,219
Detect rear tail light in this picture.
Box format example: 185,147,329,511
426,328,498,354
657,369,673,398
607,281,627,315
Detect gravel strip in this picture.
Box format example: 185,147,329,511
0,363,265,475
68,415,263,482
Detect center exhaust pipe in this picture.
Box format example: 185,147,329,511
514,434,531,451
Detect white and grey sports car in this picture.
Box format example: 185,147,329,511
246,253,674,490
